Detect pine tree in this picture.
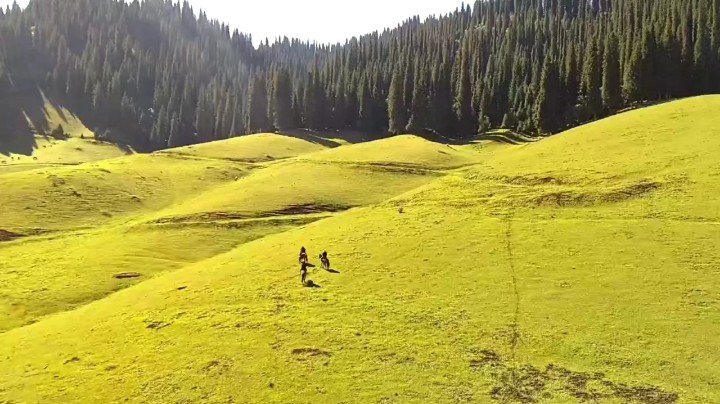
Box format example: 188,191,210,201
220,94,234,137
453,44,473,137
195,91,213,141
639,29,658,100
168,113,181,147
501,112,516,129
564,45,579,104
580,38,602,118
535,56,560,134
333,72,347,129
357,74,374,132
92,81,106,124
694,13,711,92
272,68,293,130
387,65,407,135
302,73,316,129
623,44,642,104
602,34,622,112
248,74,269,133
406,61,428,134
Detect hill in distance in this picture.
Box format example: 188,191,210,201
1,97,719,403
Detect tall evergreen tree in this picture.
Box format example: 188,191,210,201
272,68,292,130
406,61,428,134
248,74,269,133
302,73,316,129
580,38,603,119
388,65,407,135
453,44,473,137
602,34,622,112
535,56,560,134
623,44,643,104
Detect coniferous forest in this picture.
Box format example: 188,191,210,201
0,0,719,150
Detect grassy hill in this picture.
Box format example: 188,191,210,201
1,97,719,403
160,133,327,163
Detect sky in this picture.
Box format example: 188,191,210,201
2,0,466,44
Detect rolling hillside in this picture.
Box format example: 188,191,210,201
1,97,719,403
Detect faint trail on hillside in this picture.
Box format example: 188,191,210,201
504,216,522,375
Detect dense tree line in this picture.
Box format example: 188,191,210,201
0,0,719,150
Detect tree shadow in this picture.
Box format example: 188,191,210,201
0,86,99,156
0,87,44,156
473,131,538,145
418,130,539,146
278,129,384,148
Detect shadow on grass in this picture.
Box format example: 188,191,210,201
0,87,44,156
0,86,138,157
418,130,540,146
278,129,384,148
304,280,321,288
474,131,539,145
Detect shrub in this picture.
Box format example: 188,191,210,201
50,124,67,140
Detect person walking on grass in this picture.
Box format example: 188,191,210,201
300,261,309,285
299,246,308,264
319,251,330,270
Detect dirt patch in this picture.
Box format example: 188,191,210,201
63,356,81,365
0,229,23,242
152,204,351,225
291,348,332,358
202,359,232,374
270,204,351,216
470,350,502,369
471,350,678,403
113,272,141,279
145,320,171,330
47,174,66,187
529,180,662,208
470,174,575,186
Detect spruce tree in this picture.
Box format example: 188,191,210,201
535,56,560,134
302,73,316,129
453,44,473,137
357,74,373,131
406,61,428,134
248,74,269,133
602,34,622,112
388,65,407,135
694,13,711,92
623,44,642,104
272,68,293,130
168,113,181,148
580,38,602,118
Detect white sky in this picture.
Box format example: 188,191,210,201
2,0,466,44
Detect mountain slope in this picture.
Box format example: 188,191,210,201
1,97,718,403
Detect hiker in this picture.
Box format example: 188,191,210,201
319,251,330,270
300,261,309,285
299,246,308,264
